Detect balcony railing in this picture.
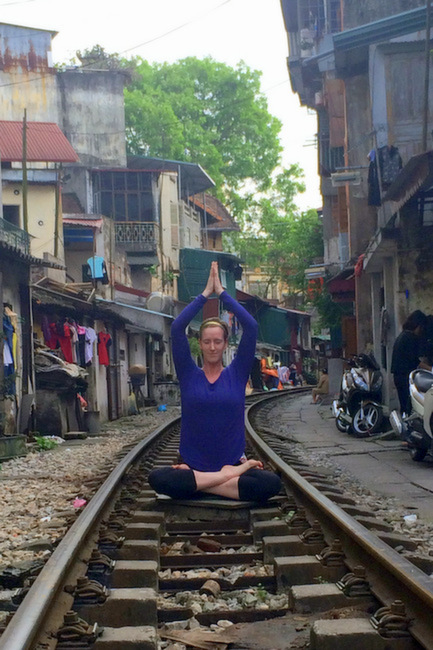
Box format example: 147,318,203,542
114,221,159,253
0,217,30,255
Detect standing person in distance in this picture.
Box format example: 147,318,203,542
391,310,427,416
148,262,281,502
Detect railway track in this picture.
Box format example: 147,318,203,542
0,389,431,649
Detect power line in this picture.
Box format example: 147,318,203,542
0,0,233,89
120,0,232,54
0,0,36,5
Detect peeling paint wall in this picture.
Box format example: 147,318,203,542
397,243,433,323
0,24,58,122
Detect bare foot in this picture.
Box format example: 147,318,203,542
171,463,191,470
220,459,263,479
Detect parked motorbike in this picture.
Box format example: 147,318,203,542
389,369,433,462
332,353,384,437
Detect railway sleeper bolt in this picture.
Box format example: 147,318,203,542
119,491,137,505
336,565,372,597
120,487,140,499
278,497,297,513
300,520,325,546
86,550,115,575
113,503,132,518
316,539,345,567
105,515,126,532
65,577,108,605
286,506,310,529
55,610,103,645
122,478,142,491
199,579,221,597
98,527,125,549
370,600,412,638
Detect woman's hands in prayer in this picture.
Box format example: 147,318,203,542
202,261,224,298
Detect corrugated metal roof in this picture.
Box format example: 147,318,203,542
192,194,239,231
63,218,103,228
126,155,215,196
383,150,433,214
0,121,79,163
333,5,428,52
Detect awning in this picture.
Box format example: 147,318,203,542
383,151,433,215
126,156,215,196
0,121,79,163
63,215,103,228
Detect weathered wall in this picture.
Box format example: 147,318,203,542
57,69,127,167
345,73,378,258
2,183,60,260
159,171,180,297
0,24,58,122
343,0,425,30
396,246,433,324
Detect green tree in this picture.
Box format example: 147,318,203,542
228,165,323,301
124,56,282,194
67,48,321,305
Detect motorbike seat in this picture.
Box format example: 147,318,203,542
413,370,433,393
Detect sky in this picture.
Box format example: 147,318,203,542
2,0,320,209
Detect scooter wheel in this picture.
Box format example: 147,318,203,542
352,404,383,437
410,446,428,462
335,415,349,433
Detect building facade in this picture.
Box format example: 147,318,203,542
281,0,433,405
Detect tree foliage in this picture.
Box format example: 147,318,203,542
124,56,282,194
68,47,322,306
228,165,323,300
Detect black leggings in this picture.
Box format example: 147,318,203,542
393,373,411,414
148,466,281,502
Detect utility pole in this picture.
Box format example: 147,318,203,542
422,0,432,152
22,109,28,232
54,164,61,258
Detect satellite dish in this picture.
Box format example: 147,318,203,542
146,292,174,314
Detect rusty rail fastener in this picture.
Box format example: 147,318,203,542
316,539,345,567
336,565,372,597
371,600,412,638
56,610,103,645
286,506,310,529
300,520,325,545
86,549,115,574
65,576,108,604
98,526,125,548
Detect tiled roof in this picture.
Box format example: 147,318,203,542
0,121,79,163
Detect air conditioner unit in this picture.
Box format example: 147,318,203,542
331,171,361,187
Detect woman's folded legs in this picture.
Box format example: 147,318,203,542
148,463,281,502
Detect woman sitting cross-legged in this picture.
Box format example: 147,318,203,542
148,262,281,502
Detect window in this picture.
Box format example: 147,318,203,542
3,205,20,227
93,171,155,222
220,269,227,288
170,203,179,248
299,0,341,34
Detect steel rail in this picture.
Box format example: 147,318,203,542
0,416,181,650
245,398,433,648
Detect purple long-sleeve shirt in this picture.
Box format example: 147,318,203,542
171,291,258,471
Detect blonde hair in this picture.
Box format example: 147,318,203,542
199,318,229,340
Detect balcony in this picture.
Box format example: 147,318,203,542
114,221,159,254
0,217,30,255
